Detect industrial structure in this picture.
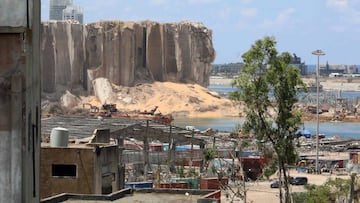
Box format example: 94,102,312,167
290,53,308,76
211,53,309,77
320,62,358,76
40,128,121,198
39,116,238,200
0,0,41,202
41,116,207,178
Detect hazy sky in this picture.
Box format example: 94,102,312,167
41,0,360,65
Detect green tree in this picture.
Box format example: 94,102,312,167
203,147,216,173
325,178,350,202
230,36,305,203
293,178,351,203
293,184,332,203
262,159,278,180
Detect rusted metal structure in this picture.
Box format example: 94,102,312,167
0,0,41,202
84,104,174,124
41,116,207,183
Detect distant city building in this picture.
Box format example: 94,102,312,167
290,53,307,75
211,63,243,77
320,62,358,76
212,54,308,77
49,0,72,21
49,0,83,24
63,5,83,24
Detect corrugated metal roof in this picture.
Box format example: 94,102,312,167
41,116,207,145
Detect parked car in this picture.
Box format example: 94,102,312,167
270,180,280,188
291,177,308,185
271,176,306,188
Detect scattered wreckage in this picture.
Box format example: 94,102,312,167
83,103,174,124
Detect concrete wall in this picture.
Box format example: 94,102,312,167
93,145,119,194
0,0,27,27
0,33,24,203
40,147,95,198
40,145,119,199
41,22,86,93
0,1,41,202
41,20,215,94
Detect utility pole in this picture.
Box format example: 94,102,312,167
312,49,325,174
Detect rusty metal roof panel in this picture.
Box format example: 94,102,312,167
41,116,207,145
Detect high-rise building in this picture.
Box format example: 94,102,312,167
63,5,83,24
49,0,83,24
49,0,72,21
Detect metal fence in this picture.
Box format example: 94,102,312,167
122,150,203,165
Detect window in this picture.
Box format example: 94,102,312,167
52,164,77,178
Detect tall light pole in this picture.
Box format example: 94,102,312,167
312,49,325,174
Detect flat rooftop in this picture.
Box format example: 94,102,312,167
64,193,202,203
40,188,219,203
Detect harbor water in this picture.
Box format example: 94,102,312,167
182,85,359,139
173,117,360,140
208,85,360,100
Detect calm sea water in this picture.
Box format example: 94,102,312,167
187,85,360,139
173,117,360,140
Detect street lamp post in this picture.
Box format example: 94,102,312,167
311,49,325,174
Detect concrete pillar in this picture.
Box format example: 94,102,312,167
199,142,205,173
0,1,41,202
116,137,125,189
190,130,194,168
143,120,151,180
168,125,176,173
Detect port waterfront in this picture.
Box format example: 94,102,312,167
173,117,360,139
173,77,360,139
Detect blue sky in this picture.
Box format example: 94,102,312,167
41,0,360,65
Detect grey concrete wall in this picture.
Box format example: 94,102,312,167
0,1,41,203
94,145,119,194
0,33,25,203
41,22,86,93
41,24,56,93
163,24,178,80
40,20,215,94
0,0,27,27
146,22,165,82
